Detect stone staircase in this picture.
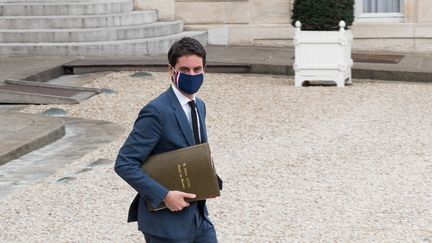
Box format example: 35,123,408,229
0,0,207,56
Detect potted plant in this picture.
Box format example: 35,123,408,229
291,0,355,87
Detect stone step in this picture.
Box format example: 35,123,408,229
0,21,184,43
0,31,207,56
0,112,65,166
0,11,157,29
0,115,124,199
0,0,133,16
0,79,101,104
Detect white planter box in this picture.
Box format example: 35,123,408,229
293,21,353,87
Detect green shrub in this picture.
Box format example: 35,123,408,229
291,0,354,31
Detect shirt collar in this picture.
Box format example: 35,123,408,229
171,84,195,106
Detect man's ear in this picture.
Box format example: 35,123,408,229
168,65,173,75
168,65,175,83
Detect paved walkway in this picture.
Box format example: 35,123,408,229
66,46,432,82
0,112,65,166
206,46,432,82
0,56,76,83
0,117,123,199
1,45,432,196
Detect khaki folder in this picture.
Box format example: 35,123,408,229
141,143,220,211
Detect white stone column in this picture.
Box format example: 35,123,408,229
404,0,418,23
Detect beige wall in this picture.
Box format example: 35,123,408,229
352,0,432,53
417,0,432,23
175,0,291,24
134,0,176,21
175,0,292,46
137,0,432,53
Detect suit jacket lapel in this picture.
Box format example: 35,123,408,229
196,101,208,143
166,87,194,146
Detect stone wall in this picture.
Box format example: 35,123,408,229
417,0,432,23
135,0,432,53
134,0,175,20
175,0,293,46
352,0,432,53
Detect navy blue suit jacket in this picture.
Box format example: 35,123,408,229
115,86,218,239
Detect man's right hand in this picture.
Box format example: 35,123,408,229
163,191,196,212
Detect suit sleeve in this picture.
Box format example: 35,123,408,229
201,100,223,190
114,104,169,209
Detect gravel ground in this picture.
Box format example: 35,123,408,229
1,71,432,242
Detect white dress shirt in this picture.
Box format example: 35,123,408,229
171,84,201,141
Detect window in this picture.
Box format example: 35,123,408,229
356,0,404,22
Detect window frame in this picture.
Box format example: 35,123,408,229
355,0,404,23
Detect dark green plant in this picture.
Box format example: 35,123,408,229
291,0,354,31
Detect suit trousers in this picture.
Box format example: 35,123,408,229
143,212,217,243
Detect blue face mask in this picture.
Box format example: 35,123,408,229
172,69,204,95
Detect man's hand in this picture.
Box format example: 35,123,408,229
164,191,196,212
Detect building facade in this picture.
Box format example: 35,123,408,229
136,0,432,54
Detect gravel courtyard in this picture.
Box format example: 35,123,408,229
1,71,432,242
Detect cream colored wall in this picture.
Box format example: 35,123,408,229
352,0,432,53
175,0,293,46
417,0,432,23
134,0,175,20
175,0,291,24
136,0,432,53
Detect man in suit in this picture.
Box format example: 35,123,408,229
115,37,221,243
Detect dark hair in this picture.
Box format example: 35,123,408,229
168,37,206,67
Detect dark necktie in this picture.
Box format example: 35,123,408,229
189,100,205,215
188,100,201,144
